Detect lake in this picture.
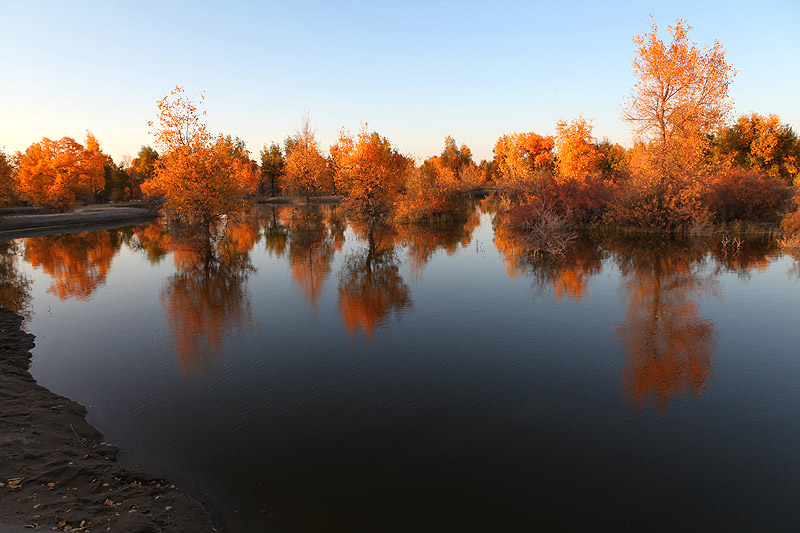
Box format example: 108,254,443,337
2,203,800,531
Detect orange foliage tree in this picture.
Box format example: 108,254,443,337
554,118,601,182
142,86,257,228
551,118,614,222
715,113,800,185
617,18,736,227
439,135,481,188
282,115,331,202
492,132,555,201
622,18,735,151
16,133,106,209
393,135,477,223
332,128,410,224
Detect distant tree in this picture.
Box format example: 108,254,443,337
16,133,106,210
596,140,628,181
259,142,284,196
715,113,800,185
0,149,18,206
282,115,330,202
102,162,132,202
492,132,555,200
440,135,474,176
479,159,499,182
494,132,554,180
130,146,159,196
554,117,601,182
82,132,109,201
332,128,410,225
142,86,256,228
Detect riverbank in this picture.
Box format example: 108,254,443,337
0,308,218,532
0,205,159,240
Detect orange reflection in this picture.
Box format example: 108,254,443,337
0,241,32,320
136,220,257,378
397,209,480,279
710,236,778,278
283,206,336,311
262,206,290,258
494,221,602,301
24,230,123,300
612,239,720,411
338,225,411,339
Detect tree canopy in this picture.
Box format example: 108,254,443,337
141,86,256,227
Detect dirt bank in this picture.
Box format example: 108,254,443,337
0,308,218,532
0,206,158,240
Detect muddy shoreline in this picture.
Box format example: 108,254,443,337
0,308,219,532
0,206,159,241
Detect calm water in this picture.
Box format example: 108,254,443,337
2,203,800,531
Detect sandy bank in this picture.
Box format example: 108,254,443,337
0,308,218,532
0,206,159,240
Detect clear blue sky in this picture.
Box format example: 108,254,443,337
1,0,798,164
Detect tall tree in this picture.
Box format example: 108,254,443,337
82,132,109,201
622,18,735,150
332,128,410,225
259,142,284,196
142,86,256,228
282,115,330,202
615,18,736,227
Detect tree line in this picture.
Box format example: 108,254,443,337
1,18,799,237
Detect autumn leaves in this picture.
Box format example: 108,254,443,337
141,87,259,228
15,134,109,210
3,17,798,235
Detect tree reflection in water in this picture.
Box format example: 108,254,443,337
494,219,604,302
262,206,289,258
338,224,411,339
135,219,257,378
397,208,480,280
493,220,786,410
610,238,720,411
0,241,32,320
282,206,337,312
23,230,124,301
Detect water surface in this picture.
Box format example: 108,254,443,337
2,204,800,531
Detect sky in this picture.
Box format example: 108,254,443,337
1,0,799,164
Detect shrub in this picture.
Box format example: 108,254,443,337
702,168,791,223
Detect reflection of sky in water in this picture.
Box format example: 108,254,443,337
3,207,800,532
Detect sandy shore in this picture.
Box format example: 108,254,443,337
0,206,159,240
0,308,218,532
